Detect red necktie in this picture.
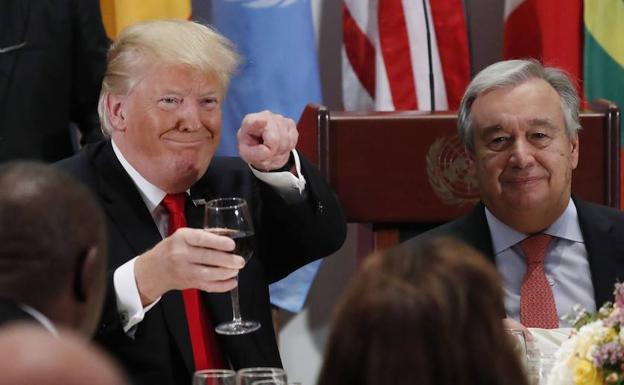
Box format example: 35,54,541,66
519,234,559,328
162,193,225,370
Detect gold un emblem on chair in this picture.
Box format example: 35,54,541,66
426,136,479,206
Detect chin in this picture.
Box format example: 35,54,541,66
506,195,548,211
172,167,201,189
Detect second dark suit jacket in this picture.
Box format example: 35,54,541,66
58,141,346,385
402,197,624,309
0,299,37,328
0,0,108,162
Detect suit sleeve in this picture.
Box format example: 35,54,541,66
255,155,347,283
70,0,109,144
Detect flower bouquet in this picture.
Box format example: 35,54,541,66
548,283,624,385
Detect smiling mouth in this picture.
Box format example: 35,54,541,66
502,176,545,187
163,137,211,146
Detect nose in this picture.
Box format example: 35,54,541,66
178,101,202,132
507,138,535,169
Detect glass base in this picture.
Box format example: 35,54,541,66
215,319,261,335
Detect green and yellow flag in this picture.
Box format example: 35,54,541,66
99,0,191,39
584,0,624,208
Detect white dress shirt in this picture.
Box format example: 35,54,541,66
486,199,596,327
111,140,307,332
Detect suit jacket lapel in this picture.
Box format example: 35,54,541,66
575,197,624,306
94,142,162,257
453,202,495,262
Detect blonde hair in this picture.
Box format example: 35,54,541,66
97,19,240,135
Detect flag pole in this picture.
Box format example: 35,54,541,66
422,0,435,111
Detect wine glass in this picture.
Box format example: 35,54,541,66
192,369,237,385
527,352,555,385
237,367,287,385
205,197,261,335
505,328,528,368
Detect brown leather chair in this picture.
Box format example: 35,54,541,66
296,101,620,252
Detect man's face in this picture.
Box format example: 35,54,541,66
469,78,579,233
110,64,222,192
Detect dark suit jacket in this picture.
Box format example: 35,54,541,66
0,299,40,328
0,0,108,162
401,197,624,309
57,140,346,385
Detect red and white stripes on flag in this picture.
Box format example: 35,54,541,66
342,0,471,111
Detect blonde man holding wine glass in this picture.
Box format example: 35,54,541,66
58,19,346,385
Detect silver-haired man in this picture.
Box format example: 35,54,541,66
403,59,624,330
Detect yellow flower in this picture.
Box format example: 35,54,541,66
574,359,602,385
605,327,618,342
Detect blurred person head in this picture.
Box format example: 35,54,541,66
97,19,240,193
318,237,528,385
0,162,107,335
0,324,127,385
457,59,580,233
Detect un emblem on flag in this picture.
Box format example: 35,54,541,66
426,136,479,206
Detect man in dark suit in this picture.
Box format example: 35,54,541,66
403,59,624,329
0,0,108,162
58,20,346,385
0,162,107,336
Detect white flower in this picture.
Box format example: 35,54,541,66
548,320,615,385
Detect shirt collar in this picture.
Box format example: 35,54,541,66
111,140,166,214
485,198,584,254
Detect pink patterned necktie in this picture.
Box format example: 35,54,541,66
519,234,559,328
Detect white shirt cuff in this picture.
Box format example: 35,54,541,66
113,257,161,333
250,150,307,200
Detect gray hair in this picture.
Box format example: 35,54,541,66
457,59,581,151
98,19,240,136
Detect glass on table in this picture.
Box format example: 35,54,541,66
527,352,555,385
237,367,287,385
192,369,237,385
505,328,529,368
204,197,260,335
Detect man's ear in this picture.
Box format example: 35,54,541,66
74,247,101,303
106,93,127,132
570,133,580,170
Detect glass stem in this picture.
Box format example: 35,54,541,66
230,277,242,324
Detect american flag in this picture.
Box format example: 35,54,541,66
342,0,471,112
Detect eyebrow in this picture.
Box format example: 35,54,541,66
527,118,557,130
480,125,504,139
480,118,557,138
